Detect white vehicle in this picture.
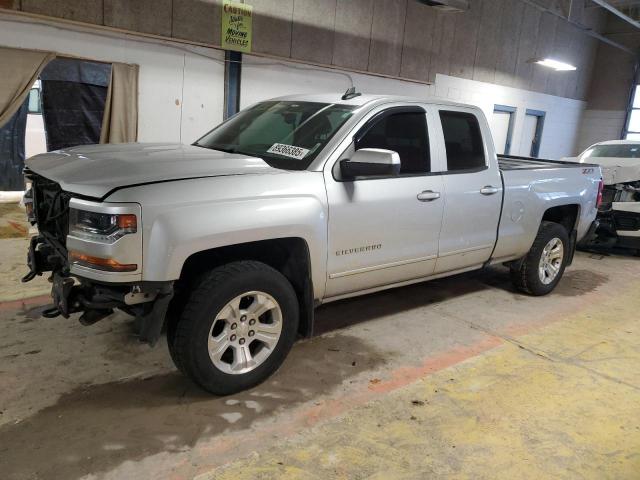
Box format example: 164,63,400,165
573,140,640,253
22,93,602,394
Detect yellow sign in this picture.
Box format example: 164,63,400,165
221,1,252,53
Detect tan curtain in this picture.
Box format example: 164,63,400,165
100,63,139,144
0,46,55,128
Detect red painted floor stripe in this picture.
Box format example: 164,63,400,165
0,294,50,312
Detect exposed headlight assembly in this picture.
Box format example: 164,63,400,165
66,200,141,275
69,209,137,243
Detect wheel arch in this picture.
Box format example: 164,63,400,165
541,204,580,265
541,204,580,234
168,237,315,338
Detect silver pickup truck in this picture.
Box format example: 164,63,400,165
22,93,602,394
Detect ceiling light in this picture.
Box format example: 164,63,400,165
530,58,577,71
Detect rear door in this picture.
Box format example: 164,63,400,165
431,106,503,274
323,104,445,298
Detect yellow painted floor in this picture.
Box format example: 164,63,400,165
209,283,640,480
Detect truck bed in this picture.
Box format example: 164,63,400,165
498,154,597,171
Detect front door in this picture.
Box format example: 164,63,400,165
324,106,445,298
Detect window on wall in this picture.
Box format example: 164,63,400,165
25,80,46,160
625,85,640,140
27,81,42,114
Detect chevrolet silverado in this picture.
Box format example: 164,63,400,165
22,93,602,394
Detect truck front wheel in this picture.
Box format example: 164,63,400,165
170,260,299,395
510,221,570,296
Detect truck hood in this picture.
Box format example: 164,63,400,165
580,156,640,185
26,143,281,198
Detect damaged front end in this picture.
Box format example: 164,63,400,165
22,171,173,345
582,180,640,253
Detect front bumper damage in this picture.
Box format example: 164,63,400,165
23,172,173,346
23,234,173,346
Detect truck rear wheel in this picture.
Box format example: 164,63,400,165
510,221,570,296
170,260,299,395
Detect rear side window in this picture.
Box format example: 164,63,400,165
356,112,430,174
439,111,486,171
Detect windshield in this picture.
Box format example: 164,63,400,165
194,101,357,170
582,144,640,159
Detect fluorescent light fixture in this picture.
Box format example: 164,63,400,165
530,58,577,72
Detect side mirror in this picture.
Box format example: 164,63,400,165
340,148,400,179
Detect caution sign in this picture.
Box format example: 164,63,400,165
221,1,253,53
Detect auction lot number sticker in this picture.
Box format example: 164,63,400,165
267,143,310,160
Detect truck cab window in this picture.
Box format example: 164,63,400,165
439,111,486,171
356,112,430,174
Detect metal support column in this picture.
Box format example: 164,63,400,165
224,50,242,120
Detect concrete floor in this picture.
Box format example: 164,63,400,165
0,204,50,302
0,238,639,479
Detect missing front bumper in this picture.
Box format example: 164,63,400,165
43,272,174,346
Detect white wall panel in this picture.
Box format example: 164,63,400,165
240,55,433,109
0,18,225,144
239,57,585,160
434,74,587,159
181,49,226,143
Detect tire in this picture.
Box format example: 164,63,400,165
166,284,191,375
510,221,570,296
171,260,299,395
166,307,184,375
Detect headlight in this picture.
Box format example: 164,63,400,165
66,200,141,275
69,209,137,243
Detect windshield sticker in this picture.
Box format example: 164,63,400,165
267,143,310,160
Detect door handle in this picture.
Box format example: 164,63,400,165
480,186,499,195
417,190,441,202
